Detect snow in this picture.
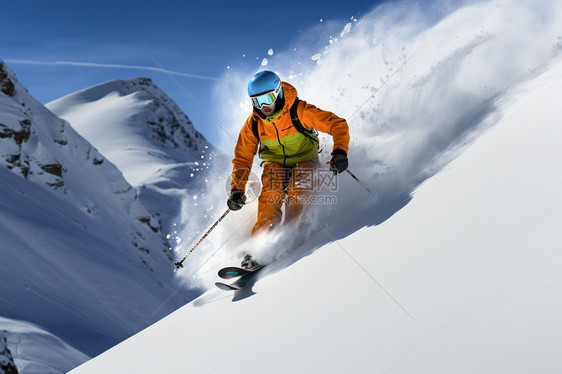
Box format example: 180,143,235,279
0,317,88,374
1,62,201,372
70,51,562,374
46,78,211,188
341,22,352,37
46,77,225,244
68,0,562,372
3,0,562,372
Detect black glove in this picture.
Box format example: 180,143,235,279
227,189,246,211
329,149,348,175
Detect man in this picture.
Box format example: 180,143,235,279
227,70,349,268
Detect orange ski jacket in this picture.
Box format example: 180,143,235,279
231,82,349,192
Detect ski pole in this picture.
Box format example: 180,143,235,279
345,169,374,195
174,208,231,269
327,161,375,196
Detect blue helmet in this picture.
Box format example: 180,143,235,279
248,71,284,109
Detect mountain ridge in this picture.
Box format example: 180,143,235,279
0,60,199,372
46,76,215,187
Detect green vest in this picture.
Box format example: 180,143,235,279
251,98,319,167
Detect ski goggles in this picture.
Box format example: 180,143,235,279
250,81,282,109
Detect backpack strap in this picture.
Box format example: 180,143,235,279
250,98,317,144
289,98,304,133
290,97,319,144
251,116,260,140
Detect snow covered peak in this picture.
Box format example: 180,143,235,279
1,60,100,192
47,77,212,187
0,61,159,229
1,61,195,371
50,76,205,153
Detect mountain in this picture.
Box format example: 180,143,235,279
69,51,562,374
46,78,224,230
46,77,212,188
0,60,197,372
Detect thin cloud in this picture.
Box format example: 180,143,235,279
5,59,219,81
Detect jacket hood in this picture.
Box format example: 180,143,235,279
281,82,298,107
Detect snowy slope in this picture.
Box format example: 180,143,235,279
0,61,197,372
70,51,562,374
3,0,562,373
68,0,562,372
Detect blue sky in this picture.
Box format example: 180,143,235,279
2,0,386,146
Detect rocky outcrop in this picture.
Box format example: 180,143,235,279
0,334,18,374
0,62,15,97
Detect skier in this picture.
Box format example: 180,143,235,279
227,70,349,269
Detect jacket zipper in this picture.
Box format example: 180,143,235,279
271,122,288,167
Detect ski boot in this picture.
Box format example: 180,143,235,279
241,254,260,270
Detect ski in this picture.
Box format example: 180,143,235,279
215,282,240,291
218,266,254,279
215,265,266,291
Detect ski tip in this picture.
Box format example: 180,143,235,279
215,282,239,291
